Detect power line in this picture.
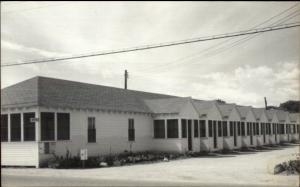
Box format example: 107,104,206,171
136,3,300,73
140,7,300,73
2,22,300,68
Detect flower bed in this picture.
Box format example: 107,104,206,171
46,151,187,169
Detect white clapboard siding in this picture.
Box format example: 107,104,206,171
1,142,39,167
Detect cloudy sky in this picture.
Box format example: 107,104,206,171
1,1,299,107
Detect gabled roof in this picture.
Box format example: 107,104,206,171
236,106,252,119
143,97,189,114
192,100,216,116
252,108,265,120
274,109,288,122
1,76,177,113
217,104,235,118
289,113,300,123
265,110,276,121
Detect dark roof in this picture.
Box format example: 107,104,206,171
1,76,177,113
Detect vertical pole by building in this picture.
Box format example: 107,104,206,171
264,97,267,110
125,70,128,90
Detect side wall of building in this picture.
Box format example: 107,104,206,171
39,107,154,157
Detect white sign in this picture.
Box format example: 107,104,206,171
80,149,88,160
30,118,39,123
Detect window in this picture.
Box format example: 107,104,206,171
181,119,187,138
57,113,70,140
247,122,250,135
128,119,135,141
88,117,96,142
11,113,21,141
256,123,259,135
200,120,206,137
297,125,300,133
241,122,245,136
208,120,213,137
218,121,222,137
41,112,55,141
281,124,285,134
253,122,256,135
222,121,228,136
154,120,165,138
229,121,234,136
1,114,8,142
167,119,178,138
237,122,241,136
24,113,35,141
194,120,199,138
293,125,296,134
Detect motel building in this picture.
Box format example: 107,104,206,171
289,113,300,141
274,110,290,143
192,100,223,152
217,104,242,150
252,108,265,146
1,76,300,168
265,110,277,145
236,106,259,148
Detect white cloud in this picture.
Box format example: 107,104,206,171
186,63,300,107
1,40,67,60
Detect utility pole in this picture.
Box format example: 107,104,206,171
264,97,268,110
124,70,128,90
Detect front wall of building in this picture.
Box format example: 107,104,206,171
151,114,185,153
206,104,223,151
179,101,201,152
246,110,257,147
226,108,242,150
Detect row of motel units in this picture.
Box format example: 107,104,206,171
1,76,300,168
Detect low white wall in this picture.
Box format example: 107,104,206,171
200,138,209,151
280,135,288,143
1,142,39,167
269,135,276,144
223,137,233,150
242,136,250,147
192,138,201,152
256,136,263,146
151,139,185,153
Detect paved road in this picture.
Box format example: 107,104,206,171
1,174,288,187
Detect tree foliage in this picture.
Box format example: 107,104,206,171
279,100,300,113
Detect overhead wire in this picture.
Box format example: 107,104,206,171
135,5,300,75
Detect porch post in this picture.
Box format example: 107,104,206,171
178,118,182,139
8,113,11,142
54,112,57,141
21,113,24,142
164,119,167,139
35,110,40,142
